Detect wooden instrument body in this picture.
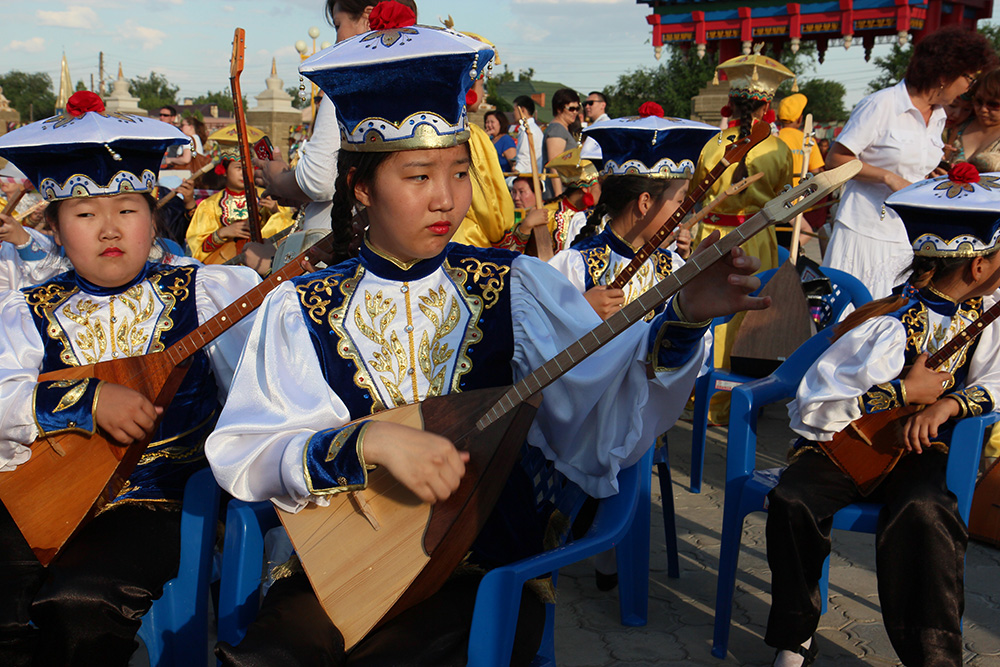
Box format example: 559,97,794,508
0,352,190,564
278,386,540,650
204,238,246,265
817,405,920,495
970,457,1000,547
730,261,815,378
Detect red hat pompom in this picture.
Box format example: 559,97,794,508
762,108,776,124
65,91,105,117
369,1,416,31
638,101,664,119
720,105,732,118
582,190,595,208
948,161,981,185
214,163,227,176
465,89,478,106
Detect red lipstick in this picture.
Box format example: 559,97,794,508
100,247,123,257
429,222,451,235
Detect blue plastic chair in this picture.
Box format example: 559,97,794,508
216,447,655,667
710,328,996,658
136,466,221,667
688,265,872,493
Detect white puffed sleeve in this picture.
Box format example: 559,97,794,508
193,265,262,398
294,96,340,203
788,316,906,442
965,291,1000,401
546,249,587,293
0,291,46,470
510,255,707,497
205,281,352,512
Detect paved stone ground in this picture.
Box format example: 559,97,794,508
553,405,1000,666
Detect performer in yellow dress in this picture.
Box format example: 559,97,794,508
185,125,295,267
692,48,795,423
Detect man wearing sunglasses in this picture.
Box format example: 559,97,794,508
157,106,192,168
584,92,610,125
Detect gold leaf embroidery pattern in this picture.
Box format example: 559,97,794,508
296,274,341,324
459,258,510,309
52,379,89,413
444,264,483,394
355,288,408,407
328,268,384,414
417,286,460,398
584,247,611,288
863,382,900,413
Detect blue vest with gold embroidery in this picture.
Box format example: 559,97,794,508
573,227,675,316
291,242,517,421
21,263,219,507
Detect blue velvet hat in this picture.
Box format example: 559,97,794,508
0,91,188,202
299,25,495,152
885,164,1000,257
581,103,717,179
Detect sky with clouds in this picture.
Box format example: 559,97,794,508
3,0,1000,112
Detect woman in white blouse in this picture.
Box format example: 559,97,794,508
823,26,997,300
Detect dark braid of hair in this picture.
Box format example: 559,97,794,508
572,200,609,246
571,174,669,246
328,151,390,265
730,95,766,183
832,253,989,341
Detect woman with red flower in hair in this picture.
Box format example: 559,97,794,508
765,164,1000,667
690,48,795,424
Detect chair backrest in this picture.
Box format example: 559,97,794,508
519,444,588,544
817,266,873,327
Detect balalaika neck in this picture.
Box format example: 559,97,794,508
927,298,1000,371
476,204,776,432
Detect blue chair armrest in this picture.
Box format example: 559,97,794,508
948,412,998,521
467,449,651,667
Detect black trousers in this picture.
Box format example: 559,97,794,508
216,570,546,667
765,449,967,666
0,503,181,667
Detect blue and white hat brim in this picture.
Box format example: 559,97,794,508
0,109,188,201
301,26,494,152
885,172,1000,257
582,115,717,179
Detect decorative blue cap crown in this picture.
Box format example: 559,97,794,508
300,26,495,152
0,93,188,202
581,111,717,179
885,165,1000,257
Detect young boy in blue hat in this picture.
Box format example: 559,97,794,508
767,164,1000,667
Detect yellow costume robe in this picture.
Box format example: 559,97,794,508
186,187,295,262
691,124,793,422
451,123,516,247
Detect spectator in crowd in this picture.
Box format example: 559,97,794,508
512,95,543,176
484,109,516,172
952,69,1000,166
823,26,998,299
584,91,610,124
542,88,581,197
159,105,193,168
180,116,209,156
816,137,830,161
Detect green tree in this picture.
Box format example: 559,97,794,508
485,78,512,112
191,89,247,115
285,86,310,110
0,71,57,121
795,79,849,123
75,80,87,92
493,64,515,84
603,45,717,119
128,72,179,112
866,42,911,94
